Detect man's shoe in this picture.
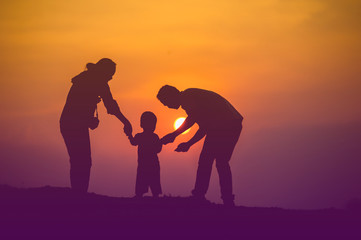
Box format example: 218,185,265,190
223,199,235,207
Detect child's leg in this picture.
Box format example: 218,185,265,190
135,165,148,197
150,163,162,197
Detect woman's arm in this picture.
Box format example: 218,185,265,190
116,112,132,137
101,84,121,115
101,83,132,136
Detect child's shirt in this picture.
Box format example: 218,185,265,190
130,132,162,165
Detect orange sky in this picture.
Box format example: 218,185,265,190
0,0,360,209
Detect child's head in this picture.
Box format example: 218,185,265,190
140,111,157,132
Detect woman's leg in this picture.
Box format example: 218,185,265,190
61,126,92,193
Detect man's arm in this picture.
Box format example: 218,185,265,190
161,116,195,144
175,128,206,152
185,128,206,146
174,116,196,136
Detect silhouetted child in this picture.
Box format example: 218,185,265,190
128,111,162,198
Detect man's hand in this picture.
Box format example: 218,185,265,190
161,132,177,145
123,122,132,137
175,142,191,152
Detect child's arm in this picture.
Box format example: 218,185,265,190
128,133,139,146
155,135,162,153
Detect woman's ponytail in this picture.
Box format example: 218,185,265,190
86,62,96,71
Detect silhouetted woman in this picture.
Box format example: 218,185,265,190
60,58,132,193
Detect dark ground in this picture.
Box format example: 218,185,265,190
0,185,360,239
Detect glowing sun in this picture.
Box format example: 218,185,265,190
174,117,190,134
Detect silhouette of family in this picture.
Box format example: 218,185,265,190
60,58,243,206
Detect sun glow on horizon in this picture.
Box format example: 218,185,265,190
174,117,190,134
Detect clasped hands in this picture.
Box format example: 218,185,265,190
123,121,132,137
160,132,191,152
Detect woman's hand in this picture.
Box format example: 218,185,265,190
123,122,132,137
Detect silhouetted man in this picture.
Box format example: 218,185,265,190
158,85,243,206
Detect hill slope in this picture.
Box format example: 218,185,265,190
0,185,360,239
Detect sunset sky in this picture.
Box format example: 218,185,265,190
0,0,360,209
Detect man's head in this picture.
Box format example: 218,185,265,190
157,85,181,109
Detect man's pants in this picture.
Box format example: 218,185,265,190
192,126,242,201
